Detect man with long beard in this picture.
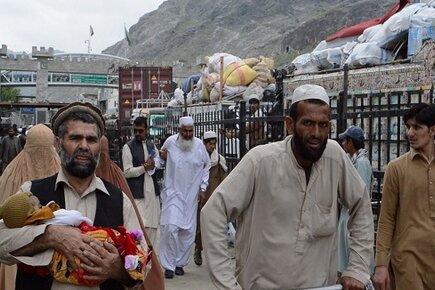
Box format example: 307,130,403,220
0,102,145,290
158,116,210,279
201,84,374,290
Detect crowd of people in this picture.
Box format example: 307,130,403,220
0,83,433,290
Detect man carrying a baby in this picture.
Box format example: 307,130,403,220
0,102,147,290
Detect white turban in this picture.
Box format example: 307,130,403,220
179,116,194,127
292,84,329,105
203,131,217,140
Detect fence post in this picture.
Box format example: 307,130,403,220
239,101,247,158
338,64,349,134
183,92,188,116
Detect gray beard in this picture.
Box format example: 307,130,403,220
177,136,194,151
59,143,100,178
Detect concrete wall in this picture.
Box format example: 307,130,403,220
0,47,130,107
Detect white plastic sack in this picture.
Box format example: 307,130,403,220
368,3,426,49
207,52,241,74
410,5,435,27
358,24,382,43
174,88,184,102
312,47,342,70
407,6,435,56
340,41,358,66
243,82,264,102
167,99,181,108
209,82,221,102
224,84,247,96
313,36,358,52
345,42,393,67
291,53,320,75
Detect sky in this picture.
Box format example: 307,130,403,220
1,0,166,54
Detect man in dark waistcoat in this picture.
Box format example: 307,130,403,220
122,116,161,254
0,102,146,290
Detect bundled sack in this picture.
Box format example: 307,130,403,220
368,3,426,49
181,74,201,93
291,53,321,75
209,82,247,102
198,73,212,102
314,36,359,52
225,84,247,96
209,84,221,103
207,52,241,74
223,61,257,86
358,24,382,43
201,84,211,102
340,41,359,67
243,57,261,68
345,42,393,67
167,88,185,107
243,82,264,102
312,47,343,70
252,61,273,88
259,56,274,69
407,5,435,56
206,72,220,86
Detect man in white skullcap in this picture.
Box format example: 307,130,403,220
201,84,374,290
158,116,210,279
193,131,228,266
221,94,266,149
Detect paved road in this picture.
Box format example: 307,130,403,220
164,246,235,290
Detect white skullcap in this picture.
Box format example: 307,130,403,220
248,94,260,102
291,84,329,105
203,131,217,140
179,116,194,127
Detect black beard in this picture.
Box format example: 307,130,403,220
60,144,99,178
292,130,327,162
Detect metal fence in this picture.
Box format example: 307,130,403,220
331,88,434,226
105,84,434,229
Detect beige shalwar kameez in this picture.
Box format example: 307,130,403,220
201,136,374,290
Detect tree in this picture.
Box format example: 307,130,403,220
0,87,20,102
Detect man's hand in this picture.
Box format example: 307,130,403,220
11,225,99,269
159,148,167,160
198,190,207,208
46,225,100,269
373,266,390,290
143,157,155,171
81,241,133,285
339,276,365,290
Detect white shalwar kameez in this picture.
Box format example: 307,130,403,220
159,134,210,271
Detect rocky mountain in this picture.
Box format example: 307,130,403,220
103,0,397,73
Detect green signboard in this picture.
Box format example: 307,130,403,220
71,74,107,84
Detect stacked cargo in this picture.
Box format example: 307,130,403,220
291,2,435,75
168,53,276,107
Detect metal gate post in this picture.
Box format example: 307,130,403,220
338,64,349,134
239,101,247,158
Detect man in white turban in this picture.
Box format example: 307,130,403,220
158,116,211,279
